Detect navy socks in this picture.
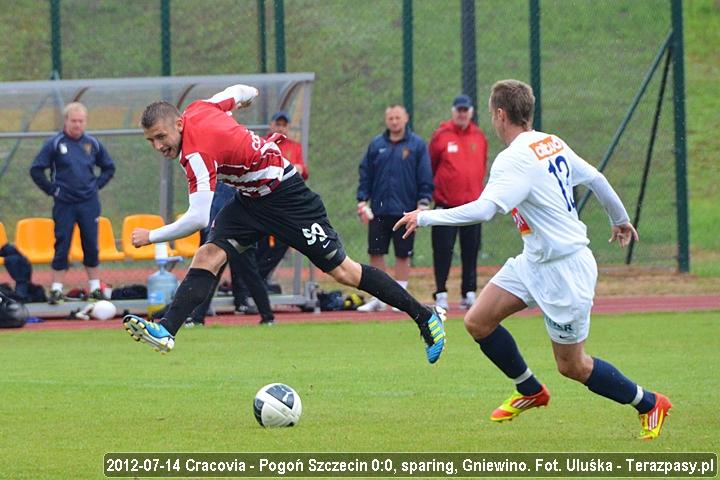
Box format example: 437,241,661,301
477,326,543,396
477,327,657,412
584,357,656,413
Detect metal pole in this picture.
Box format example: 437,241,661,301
50,0,62,78
671,0,689,273
402,0,414,127
256,0,270,124
577,31,672,214
626,47,672,265
257,0,267,73
160,0,173,222
161,0,171,77
460,0,478,123
274,0,286,72
300,82,315,289
529,0,541,130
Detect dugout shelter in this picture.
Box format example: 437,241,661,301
0,73,318,317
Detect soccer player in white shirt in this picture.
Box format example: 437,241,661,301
394,79,671,440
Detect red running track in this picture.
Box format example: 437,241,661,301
6,295,719,332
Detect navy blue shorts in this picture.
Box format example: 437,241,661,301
52,196,100,270
367,215,415,258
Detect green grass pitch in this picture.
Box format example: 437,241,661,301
0,311,718,478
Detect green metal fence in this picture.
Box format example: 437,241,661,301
0,0,687,277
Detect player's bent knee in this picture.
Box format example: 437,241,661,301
464,314,494,340
191,243,227,273
328,258,362,287
556,360,589,381
328,266,354,286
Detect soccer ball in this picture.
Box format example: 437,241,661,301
91,300,117,320
253,383,302,427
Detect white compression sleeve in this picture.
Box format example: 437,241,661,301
587,174,630,225
417,198,500,227
148,190,214,243
207,84,258,108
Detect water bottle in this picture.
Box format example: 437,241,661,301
147,243,179,318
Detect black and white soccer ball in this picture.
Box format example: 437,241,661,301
253,383,302,428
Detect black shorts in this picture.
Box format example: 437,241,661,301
367,215,415,258
207,174,346,273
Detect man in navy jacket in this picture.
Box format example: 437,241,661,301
30,102,116,304
356,105,433,312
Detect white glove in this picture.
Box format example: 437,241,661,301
208,85,259,109
357,201,374,224
235,85,259,109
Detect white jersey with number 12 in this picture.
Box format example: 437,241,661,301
481,130,602,263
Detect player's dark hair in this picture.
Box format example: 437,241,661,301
140,101,181,129
490,80,535,129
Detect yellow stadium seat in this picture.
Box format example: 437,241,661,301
14,218,55,264
173,214,201,257
69,225,83,262
0,221,7,265
69,217,125,262
97,217,125,261
121,214,176,260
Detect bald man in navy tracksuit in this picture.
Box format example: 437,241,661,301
30,102,116,304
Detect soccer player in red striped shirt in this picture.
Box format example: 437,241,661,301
123,84,447,364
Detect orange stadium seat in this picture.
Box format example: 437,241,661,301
70,217,125,262
14,218,55,264
69,225,83,262
97,217,125,261
0,221,7,265
173,214,201,257
122,214,176,260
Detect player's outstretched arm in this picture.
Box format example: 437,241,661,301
585,173,639,248
207,84,259,110
394,210,421,239
131,228,152,247
394,198,500,239
131,191,213,247
609,223,639,248
564,144,640,249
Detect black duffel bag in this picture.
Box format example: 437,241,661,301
0,290,29,328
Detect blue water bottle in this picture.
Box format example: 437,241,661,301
147,243,180,317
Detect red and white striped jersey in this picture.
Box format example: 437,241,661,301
180,93,295,198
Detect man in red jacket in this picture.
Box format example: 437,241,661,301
428,94,488,310
268,111,308,180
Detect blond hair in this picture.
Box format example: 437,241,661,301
490,80,535,129
63,102,88,118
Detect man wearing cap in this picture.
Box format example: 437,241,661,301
428,94,488,311
355,104,433,312
267,111,307,179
